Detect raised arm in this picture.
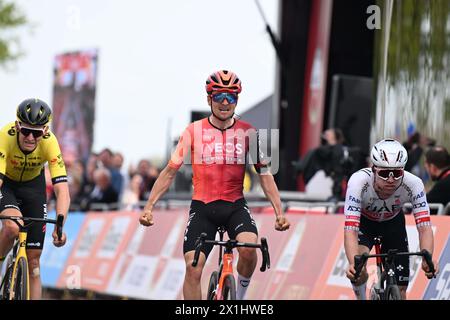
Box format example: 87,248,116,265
258,173,290,231
139,164,179,226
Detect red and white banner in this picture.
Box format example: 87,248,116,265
55,209,450,300
51,49,98,164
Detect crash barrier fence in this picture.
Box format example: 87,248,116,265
23,208,450,300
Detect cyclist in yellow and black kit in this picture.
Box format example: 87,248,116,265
0,98,70,300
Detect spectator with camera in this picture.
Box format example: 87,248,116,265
294,128,366,201
424,146,450,211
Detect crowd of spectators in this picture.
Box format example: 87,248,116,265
45,148,160,212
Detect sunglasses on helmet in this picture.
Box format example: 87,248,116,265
18,126,45,138
211,92,238,104
375,168,404,180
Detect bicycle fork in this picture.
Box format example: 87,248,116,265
216,253,233,300
9,231,30,300
371,239,383,298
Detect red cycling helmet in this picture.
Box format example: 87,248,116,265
205,70,242,94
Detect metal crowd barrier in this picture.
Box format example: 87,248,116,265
64,197,450,216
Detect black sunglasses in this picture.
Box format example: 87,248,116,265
19,127,45,138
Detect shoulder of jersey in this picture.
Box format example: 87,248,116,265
1,122,17,137
234,119,254,130
348,168,372,183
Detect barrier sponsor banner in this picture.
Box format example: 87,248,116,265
49,210,450,300
199,214,342,299
106,209,187,299
57,211,139,291
40,211,86,287
423,235,450,300
310,215,450,300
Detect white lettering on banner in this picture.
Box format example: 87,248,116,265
97,216,131,259
151,258,185,300
74,219,105,258
430,263,450,300
275,219,306,271
160,216,185,258
65,265,81,289
113,255,159,299
327,246,352,288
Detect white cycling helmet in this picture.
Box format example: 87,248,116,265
371,139,408,168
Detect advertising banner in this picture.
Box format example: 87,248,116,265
40,211,86,287
51,49,98,164
57,211,139,292
51,210,450,300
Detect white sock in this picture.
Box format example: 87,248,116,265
236,274,251,300
352,282,367,300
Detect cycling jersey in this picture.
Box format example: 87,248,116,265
344,168,431,231
0,122,67,184
169,117,266,204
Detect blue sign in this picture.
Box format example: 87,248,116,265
40,211,86,287
423,235,450,300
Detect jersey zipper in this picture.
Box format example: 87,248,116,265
19,153,27,182
220,130,226,199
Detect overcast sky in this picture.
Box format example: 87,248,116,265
0,0,278,167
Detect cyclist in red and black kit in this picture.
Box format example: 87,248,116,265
139,70,290,300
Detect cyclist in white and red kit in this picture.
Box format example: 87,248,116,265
344,139,439,300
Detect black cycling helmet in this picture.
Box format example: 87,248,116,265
16,98,52,126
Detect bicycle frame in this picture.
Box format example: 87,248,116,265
0,215,64,300
354,236,436,300
192,228,270,300
8,229,30,300
370,237,397,299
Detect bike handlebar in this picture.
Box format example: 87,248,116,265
192,232,207,267
0,214,64,241
56,214,64,241
191,232,271,272
420,249,436,279
353,249,436,281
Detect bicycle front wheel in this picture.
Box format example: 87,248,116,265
12,257,29,300
386,285,402,300
207,271,219,300
1,259,14,300
221,274,236,300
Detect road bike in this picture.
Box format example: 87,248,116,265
354,236,436,300
0,214,64,300
192,227,270,300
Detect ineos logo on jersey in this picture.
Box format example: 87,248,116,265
203,143,244,155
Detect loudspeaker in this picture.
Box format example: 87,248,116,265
328,74,373,154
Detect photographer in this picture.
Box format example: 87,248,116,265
294,128,366,201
